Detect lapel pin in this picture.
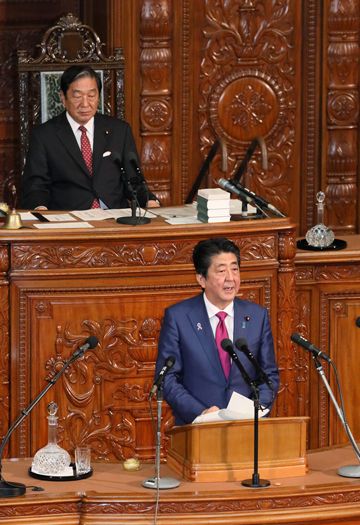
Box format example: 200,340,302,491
242,316,250,329
103,151,111,157
196,322,203,331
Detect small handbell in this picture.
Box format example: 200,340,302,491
2,183,23,229
3,209,23,229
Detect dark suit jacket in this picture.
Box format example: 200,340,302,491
22,111,156,210
155,294,279,425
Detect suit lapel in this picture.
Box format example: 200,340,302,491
234,299,246,343
92,115,108,175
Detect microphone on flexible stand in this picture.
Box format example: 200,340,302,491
290,333,331,362
217,178,268,217
113,151,151,225
143,356,180,490
221,338,270,488
149,356,175,399
0,335,99,498
235,338,274,393
217,178,285,218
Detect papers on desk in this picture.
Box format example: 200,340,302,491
192,391,269,424
71,208,157,221
33,221,94,229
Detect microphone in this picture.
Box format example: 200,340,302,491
233,181,285,218
150,356,175,397
126,151,147,185
72,335,99,359
217,178,285,218
291,332,331,363
217,178,254,205
235,338,274,391
0,335,99,498
220,339,255,388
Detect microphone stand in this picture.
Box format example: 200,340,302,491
241,383,270,488
311,355,360,478
116,168,150,225
143,385,180,489
0,346,89,497
228,351,270,487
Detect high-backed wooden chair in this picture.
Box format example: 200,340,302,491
17,12,125,168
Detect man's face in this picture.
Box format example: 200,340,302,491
196,252,240,310
60,76,99,125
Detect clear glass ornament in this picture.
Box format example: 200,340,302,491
305,191,335,248
31,401,72,476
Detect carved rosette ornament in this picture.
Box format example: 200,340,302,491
200,0,295,215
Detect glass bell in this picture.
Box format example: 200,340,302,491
305,191,335,248
31,401,73,477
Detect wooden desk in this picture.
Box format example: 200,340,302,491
0,214,296,461
1,446,360,524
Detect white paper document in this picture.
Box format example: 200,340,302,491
33,221,94,229
71,208,157,221
192,391,269,424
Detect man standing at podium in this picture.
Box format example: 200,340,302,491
155,237,279,425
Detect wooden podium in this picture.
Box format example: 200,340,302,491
167,417,309,482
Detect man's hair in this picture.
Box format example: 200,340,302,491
192,237,240,277
60,65,102,96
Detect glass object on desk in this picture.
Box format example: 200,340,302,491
31,401,72,477
305,191,335,248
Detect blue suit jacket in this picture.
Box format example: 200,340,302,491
155,294,279,425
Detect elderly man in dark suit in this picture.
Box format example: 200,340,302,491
155,237,279,426
21,65,160,211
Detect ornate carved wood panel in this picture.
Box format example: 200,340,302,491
296,242,360,449
1,218,296,460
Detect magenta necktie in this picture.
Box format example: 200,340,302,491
79,125,100,209
215,312,231,379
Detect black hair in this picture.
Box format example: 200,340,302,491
192,237,240,277
60,65,102,96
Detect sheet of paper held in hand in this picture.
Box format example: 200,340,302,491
192,391,269,424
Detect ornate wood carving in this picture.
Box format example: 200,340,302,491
325,0,360,234
199,0,298,218
0,246,9,439
140,0,172,205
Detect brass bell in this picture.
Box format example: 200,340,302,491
3,209,23,229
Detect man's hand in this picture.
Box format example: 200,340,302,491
147,199,160,208
201,406,220,415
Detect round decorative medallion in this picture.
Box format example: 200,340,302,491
209,70,283,144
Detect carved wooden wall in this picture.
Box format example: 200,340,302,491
0,1,360,233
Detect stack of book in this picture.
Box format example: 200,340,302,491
196,188,231,223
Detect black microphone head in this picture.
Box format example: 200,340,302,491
235,338,248,350
126,151,140,166
85,335,99,350
220,338,233,353
290,332,302,345
110,151,123,164
165,356,175,368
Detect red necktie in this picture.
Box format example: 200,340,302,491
79,125,100,209
215,312,231,379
